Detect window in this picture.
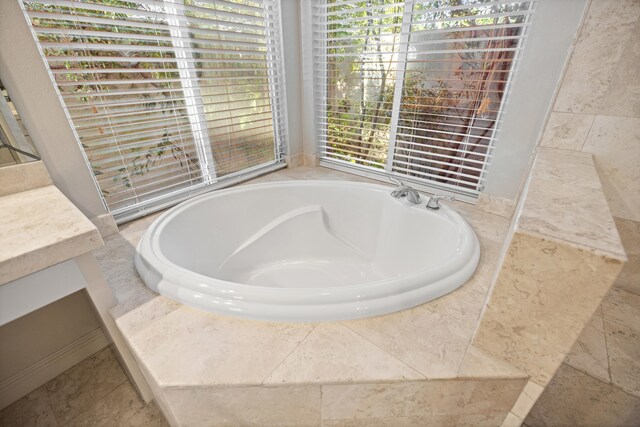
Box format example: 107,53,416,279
22,0,287,221
0,78,40,166
314,0,533,197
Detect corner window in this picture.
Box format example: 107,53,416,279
22,0,287,220
314,0,534,197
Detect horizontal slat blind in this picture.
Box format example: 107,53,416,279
22,0,287,218
315,0,533,196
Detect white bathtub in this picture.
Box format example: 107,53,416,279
135,180,480,322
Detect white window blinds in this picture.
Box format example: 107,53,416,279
314,0,533,197
22,0,287,220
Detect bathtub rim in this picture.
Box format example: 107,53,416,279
135,180,480,320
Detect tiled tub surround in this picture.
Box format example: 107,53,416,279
473,147,627,424
135,180,481,322
97,166,529,426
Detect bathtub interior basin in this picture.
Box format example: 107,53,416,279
135,180,480,321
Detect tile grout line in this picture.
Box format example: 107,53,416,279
45,348,129,426
258,324,318,385
577,112,597,152
598,304,614,384
561,362,640,400
50,375,129,425
339,323,428,380
62,381,129,426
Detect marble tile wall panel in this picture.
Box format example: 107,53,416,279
539,112,595,151
473,232,624,385
540,0,640,226
525,364,640,427
581,116,640,222
553,0,640,117
163,385,321,427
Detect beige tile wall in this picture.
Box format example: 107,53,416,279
541,0,640,224
523,0,640,424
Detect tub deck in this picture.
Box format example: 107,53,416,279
96,166,528,426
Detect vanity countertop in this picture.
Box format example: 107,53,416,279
0,184,103,286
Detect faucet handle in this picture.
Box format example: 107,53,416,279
426,194,454,210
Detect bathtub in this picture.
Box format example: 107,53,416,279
135,180,480,322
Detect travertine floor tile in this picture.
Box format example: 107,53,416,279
525,364,640,427
0,387,58,427
0,347,169,427
321,414,460,427
44,347,128,424
66,382,149,427
602,288,640,331
604,320,640,397
564,312,610,382
126,402,169,427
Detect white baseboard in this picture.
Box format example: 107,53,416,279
0,328,109,410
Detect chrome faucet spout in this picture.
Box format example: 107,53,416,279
389,176,422,204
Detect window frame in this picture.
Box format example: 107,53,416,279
311,0,535,201
21,0,290,223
